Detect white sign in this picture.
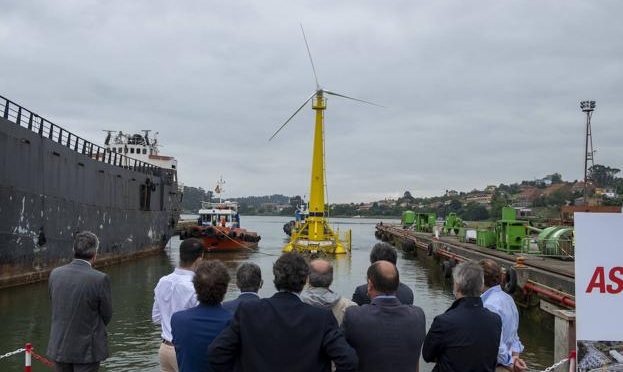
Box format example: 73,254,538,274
575,212,623,341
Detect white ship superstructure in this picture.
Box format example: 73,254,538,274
104,130,177,170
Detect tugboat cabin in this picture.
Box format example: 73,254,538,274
198,201,240,228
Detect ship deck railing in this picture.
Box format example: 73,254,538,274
1,94,174,179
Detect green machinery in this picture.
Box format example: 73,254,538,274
401,210,416,227
443,212,464,235
474,207,575,258
475,207,527,253
414,212,436,233
528,225,575,258
476,229,496,248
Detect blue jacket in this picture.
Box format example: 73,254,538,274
422,297,501,372
222,292,260,313
209,292,358,372
171,304,232,372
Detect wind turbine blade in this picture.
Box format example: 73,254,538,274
300,24,320,90
269,93,316,141
324,90,385,108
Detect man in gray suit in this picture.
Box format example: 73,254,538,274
342,260,426,372
47,231,112,372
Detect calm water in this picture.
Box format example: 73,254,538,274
0,216,553,371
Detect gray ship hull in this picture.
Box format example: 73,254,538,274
0,96,181,288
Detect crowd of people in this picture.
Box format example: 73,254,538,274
46,231,528,372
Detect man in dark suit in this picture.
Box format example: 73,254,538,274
352,243,413,305
171,260,233,372
423,262,502,372
47,231,112,372
209,252,358,372
343,260,426,372
222,262,262,313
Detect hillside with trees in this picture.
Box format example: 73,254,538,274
181,164,622,220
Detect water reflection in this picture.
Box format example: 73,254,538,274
0,216,553,371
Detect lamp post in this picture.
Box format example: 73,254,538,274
580,100,596,205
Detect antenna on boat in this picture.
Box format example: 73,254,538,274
214,176,226,203
102,130,114,145
141,130,151,145
268,25,382,142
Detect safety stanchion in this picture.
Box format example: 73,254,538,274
24,343,32,372
568,350,576,372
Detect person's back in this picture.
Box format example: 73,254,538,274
209,252,357,372
152,238,204,372
232,293,351,370
171,261,232,372
47,231,112,370
343,261,426,372
423,262,501,372
352,242,414,305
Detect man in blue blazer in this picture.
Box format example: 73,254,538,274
209,252,358,372
171,260,232,372
223,262,262,313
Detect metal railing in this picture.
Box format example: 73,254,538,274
1,94,171,178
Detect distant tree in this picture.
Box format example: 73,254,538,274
549,173,563,183
289,195,303,208
461,203,490,221
547,189,572,207
403,191,414,200
589,164,621,188
490,191,511,219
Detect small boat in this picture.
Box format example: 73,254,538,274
181,200,260,252
283,202,309,236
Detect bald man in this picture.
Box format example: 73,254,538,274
301,259,356,325
342,261,426,372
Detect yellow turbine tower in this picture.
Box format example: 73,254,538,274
269,26,381,255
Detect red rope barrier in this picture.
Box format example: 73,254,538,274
31,350,55,368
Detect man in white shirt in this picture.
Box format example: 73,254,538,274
152,238,204,372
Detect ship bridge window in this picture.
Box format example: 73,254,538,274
142,148,147,154
112,148,116,153
130,148,135,154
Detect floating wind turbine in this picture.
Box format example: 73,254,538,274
270,25,381,255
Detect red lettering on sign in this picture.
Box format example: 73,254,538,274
607,267,623,294
586,267,606,293
586,266,623,294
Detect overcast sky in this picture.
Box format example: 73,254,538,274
2,1,622,202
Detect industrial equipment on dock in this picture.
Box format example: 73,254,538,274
442,212,464,235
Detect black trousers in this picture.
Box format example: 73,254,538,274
54,362,100,372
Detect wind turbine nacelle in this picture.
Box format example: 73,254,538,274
312,95,327,110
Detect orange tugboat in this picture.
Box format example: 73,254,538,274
183,200,260,252
180,178,260,252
